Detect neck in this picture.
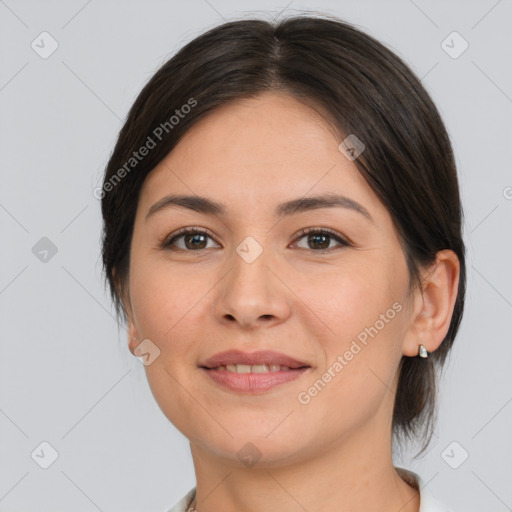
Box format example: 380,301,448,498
188,417,420,512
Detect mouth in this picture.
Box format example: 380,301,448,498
199,349,311,393
199,349,310,369
204,363,309,373
200,366,310,393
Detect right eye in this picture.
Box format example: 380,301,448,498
162,228,220,251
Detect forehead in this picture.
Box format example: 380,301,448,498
138,92,384,222
170,92,342,170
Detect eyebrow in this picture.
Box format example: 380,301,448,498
145,193,374,223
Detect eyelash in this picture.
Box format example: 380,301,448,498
162,226,351,254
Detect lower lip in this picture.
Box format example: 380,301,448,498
200,367,309,393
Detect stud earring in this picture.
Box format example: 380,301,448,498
418,344,428,358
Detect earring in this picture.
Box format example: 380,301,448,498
418,344,428,358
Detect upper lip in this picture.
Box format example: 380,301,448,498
199,350,310,369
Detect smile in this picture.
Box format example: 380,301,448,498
201,366,310,393
211,364,296,373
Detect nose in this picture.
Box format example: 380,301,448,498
213,245,292,330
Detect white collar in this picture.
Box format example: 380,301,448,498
396,467,454,512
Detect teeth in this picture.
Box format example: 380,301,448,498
236,364,251,373
216,364,293,373
252,364,269,373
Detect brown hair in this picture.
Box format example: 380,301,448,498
100,14,466,457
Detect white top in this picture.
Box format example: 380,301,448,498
166,467,454,512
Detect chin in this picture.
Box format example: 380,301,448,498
195,428,312,468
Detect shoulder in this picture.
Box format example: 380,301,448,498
166,487,196,512
396,467,455,512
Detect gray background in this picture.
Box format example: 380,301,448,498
1,0,511,511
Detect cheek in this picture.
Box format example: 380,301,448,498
129,257,222,375
294,261,395,343
129,256,202,336
294,266,404,404
128,261,211,434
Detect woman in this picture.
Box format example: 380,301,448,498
100,14,465,512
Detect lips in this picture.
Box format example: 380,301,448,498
199,349,310,370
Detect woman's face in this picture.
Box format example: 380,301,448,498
124,92,419,465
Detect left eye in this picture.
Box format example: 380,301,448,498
293,228,350,252
163,228,350,253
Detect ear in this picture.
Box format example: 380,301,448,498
113,268,140,356
126,316,141,356
402,249,460,357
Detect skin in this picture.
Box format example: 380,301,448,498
120,91,460,512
